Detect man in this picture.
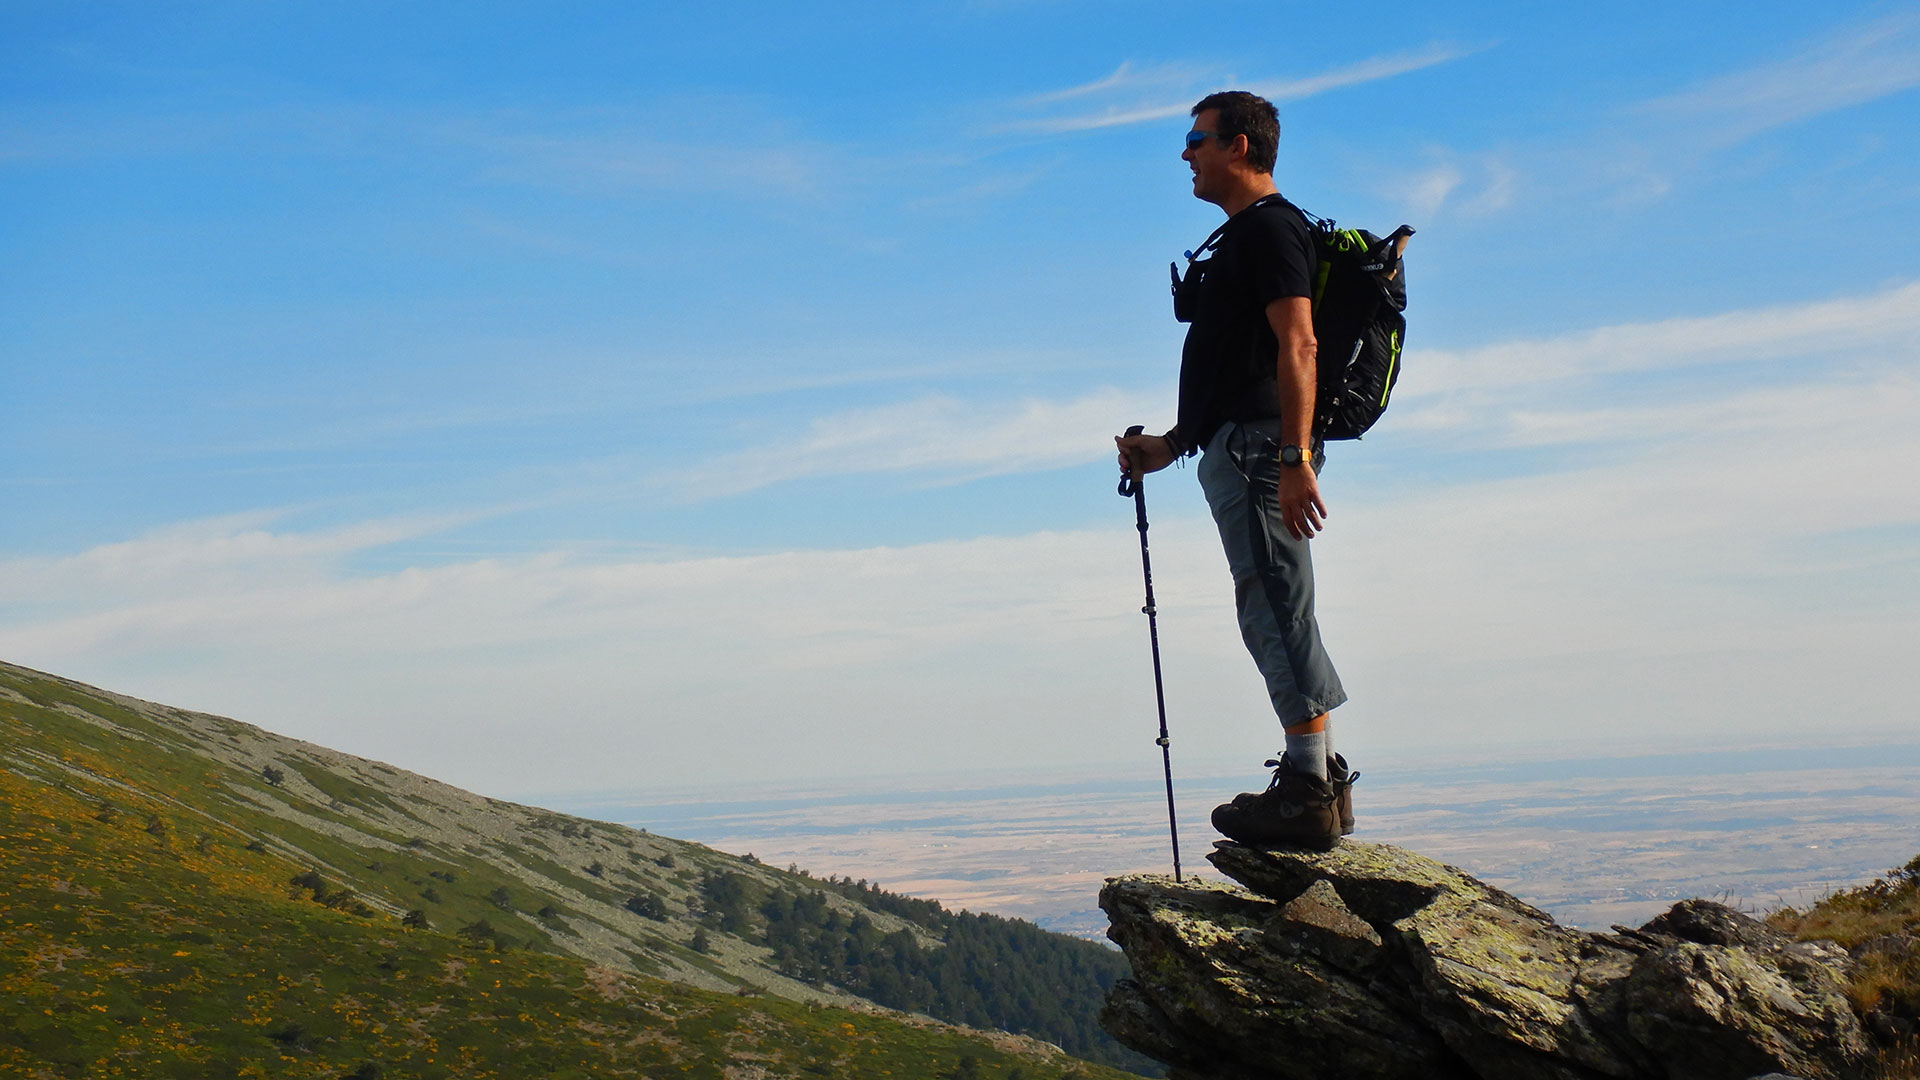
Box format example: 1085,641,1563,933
1115,91,1355,851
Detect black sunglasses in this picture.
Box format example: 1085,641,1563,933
1185,129,1234,150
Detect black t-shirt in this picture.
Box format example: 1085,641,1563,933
1175,196,1317,451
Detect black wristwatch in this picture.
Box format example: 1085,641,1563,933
1279,444,1309,467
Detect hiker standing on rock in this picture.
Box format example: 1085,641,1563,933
1116,91,1356,851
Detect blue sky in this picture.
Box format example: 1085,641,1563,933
4,2,1918,797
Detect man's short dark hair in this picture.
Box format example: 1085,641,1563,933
1191,90,1279,174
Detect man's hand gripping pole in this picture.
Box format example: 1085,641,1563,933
1119,425,1183,882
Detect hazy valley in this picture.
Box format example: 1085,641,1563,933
550,743,1920,939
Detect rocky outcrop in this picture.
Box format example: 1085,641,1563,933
1100,841,1868,1080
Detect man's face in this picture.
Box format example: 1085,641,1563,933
1182,108,1239,205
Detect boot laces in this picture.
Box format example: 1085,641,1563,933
1260,757,1295,792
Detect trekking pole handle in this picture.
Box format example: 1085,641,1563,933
1117,424,1146,497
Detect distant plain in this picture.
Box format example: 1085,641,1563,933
542,742,1920,939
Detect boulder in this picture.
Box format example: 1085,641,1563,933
1100,841,1868,1080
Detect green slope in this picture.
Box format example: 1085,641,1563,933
0,661,1142,1078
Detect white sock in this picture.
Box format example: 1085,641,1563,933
1284,729,1329,780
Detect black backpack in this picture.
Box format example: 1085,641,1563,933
1171,198,1413,442
1290,202,1413,441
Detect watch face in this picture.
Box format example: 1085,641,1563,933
1280,445,1304,465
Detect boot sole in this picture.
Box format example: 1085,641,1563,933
1240,833,1341,853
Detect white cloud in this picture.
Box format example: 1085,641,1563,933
8,284,1919,796
447,113,832,201
1021,61,1208,105
1391,12,1920,219
1493,374,1918,448
1009,44,1479,134
1381,150,1517,220
0,516,1207,793
1394,162,1463,220
664,282,1920,494
8,375,1916,797
1251,44,1481,106
674,386,1166,497
0,511,467,603
1389,281,1920,455
1638,10,1920,146
1404,280,1920,398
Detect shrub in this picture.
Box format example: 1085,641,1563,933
401,910,429,930
262,765,285,786
625,893,669,921
457,920,515,951
319,889,372,916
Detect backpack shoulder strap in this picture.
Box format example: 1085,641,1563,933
1274,196,1330,232
1183,193,1307,264
1183,219,1233,264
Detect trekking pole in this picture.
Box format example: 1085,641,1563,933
1117,425,1183,882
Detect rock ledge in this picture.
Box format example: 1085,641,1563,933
1100,841,1867,1080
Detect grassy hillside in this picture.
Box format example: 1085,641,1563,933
0,661,1143,1078
1770,855,1920,1079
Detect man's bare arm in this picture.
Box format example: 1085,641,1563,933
1266,295,1328,539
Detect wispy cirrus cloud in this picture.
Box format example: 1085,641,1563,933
0,511,1187,792
1405,280,1920,397
1390,280,1920,456
1378,12,1920,221
1033,16,1918,221
11,313,1918,797
674,386,1164,498
1388,153,1518,220
1007,42,1482,135
1636,9,1920,147
0,510,483,610
0,96,842,203
664,281,1920,494
1019,61,1208,105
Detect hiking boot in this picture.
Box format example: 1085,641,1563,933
1328,753,1359,836
1211,759,1341,851
1233,754,1359,834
